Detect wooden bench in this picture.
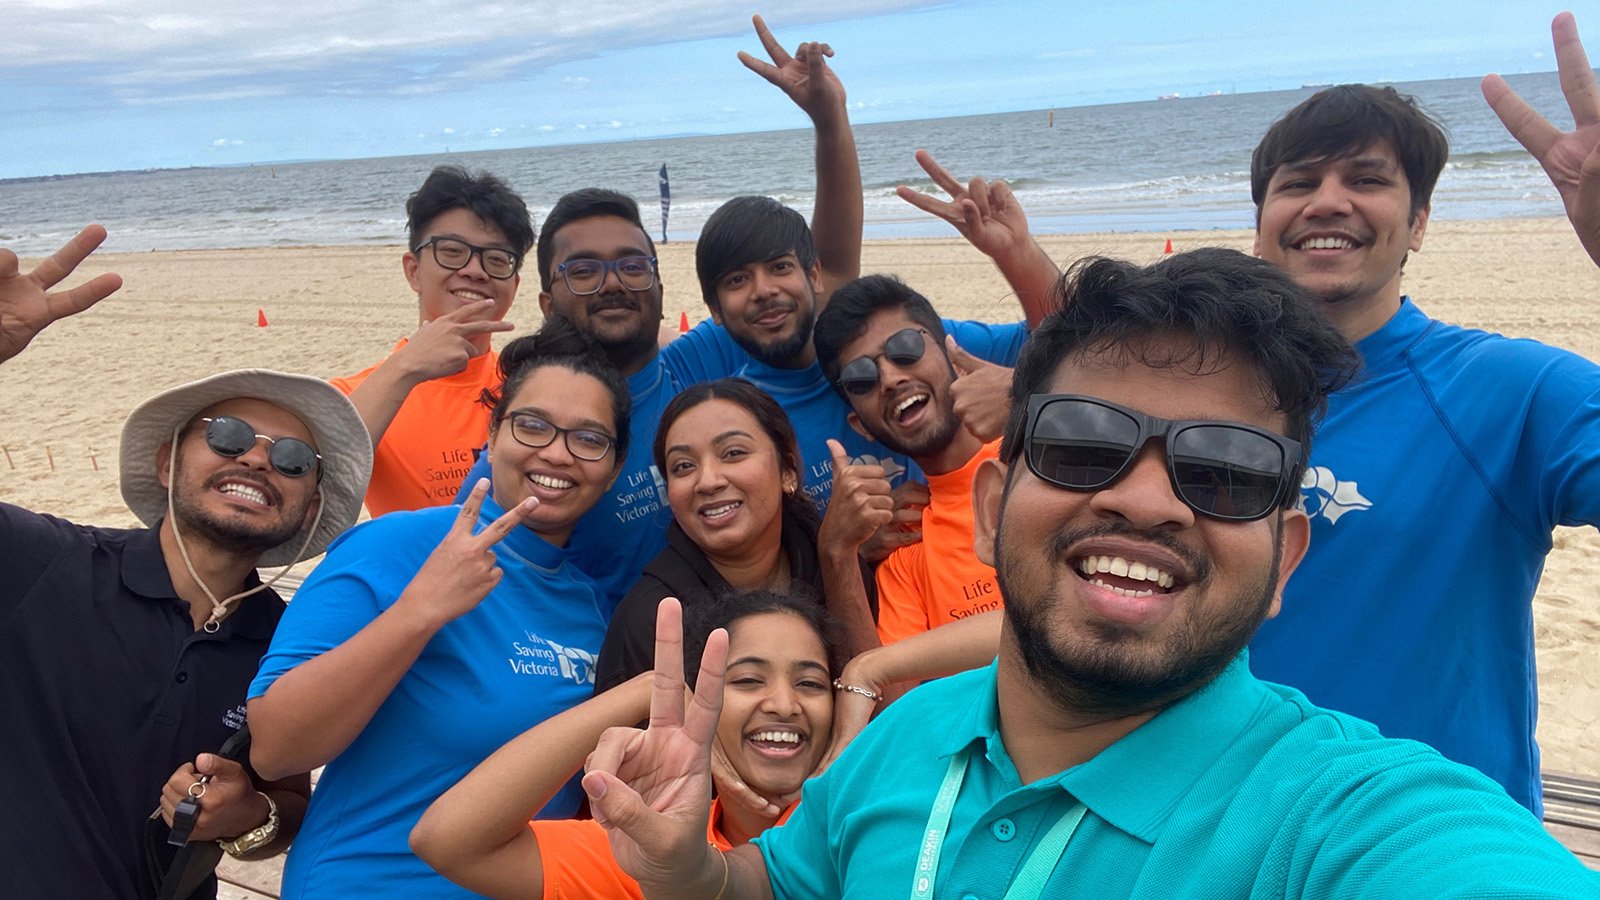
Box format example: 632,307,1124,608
1543,770,1600,870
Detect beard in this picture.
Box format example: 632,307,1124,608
585,290,662,370
171,468,310,555
738,303,815,368
864,397,963,461
995,514,1281,720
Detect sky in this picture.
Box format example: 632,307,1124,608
0,1,1579,179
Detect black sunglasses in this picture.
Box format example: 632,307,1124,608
835,327,933,396
1021,395,1301,522
201,416,322,479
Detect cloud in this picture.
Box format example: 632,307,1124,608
211,137,243,147
441,127,456,134
3,1,942,102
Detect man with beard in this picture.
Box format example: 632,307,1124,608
0,227,373,898
811,274,1002,643
575,249,1599,898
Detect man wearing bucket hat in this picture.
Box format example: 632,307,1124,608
0,226,373,899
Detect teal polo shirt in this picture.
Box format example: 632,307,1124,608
754,655,1597,898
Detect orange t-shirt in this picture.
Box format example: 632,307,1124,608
875,440,1003,644
331,340,501,517
530,800,793,900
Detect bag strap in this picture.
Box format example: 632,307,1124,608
153,726,252,900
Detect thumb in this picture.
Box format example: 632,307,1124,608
945,335,979,375
583,770,649,831
826,438,850,471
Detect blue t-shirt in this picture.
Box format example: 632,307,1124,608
756,657,1598,898
248,500,611,898
1251,298,1600,815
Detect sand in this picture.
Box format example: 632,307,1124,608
2,218,1596,774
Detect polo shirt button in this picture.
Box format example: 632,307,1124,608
174,672,188,683
991,817,1016,841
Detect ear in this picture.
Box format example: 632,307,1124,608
538,290,554,317
402,250,421,294
1265,508,1311,619
807,260,823,294
1408,203,1430,252
971,457,1008,567
706,297,724,326
845,411,872,441
156,441,175,490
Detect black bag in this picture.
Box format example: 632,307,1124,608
140,727,251,900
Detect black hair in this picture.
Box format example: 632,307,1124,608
1000,249,1359,506
536,188,656,290
681,585,838,690
813,274,950,399
695,196,818,314
485,316,631,469
1251,84,1449,220
653,378,819,532
406,165,535,257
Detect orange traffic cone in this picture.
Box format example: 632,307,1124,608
1163,239,1173,254
257,309,269,327
679,311,690,334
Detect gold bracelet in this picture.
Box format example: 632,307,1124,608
711,846,730,900
833,679,884,703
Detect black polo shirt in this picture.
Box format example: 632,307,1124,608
0,502,285,900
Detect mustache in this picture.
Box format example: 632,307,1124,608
587,292,639,313
202,469,281,506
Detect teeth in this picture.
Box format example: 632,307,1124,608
219,484,268,505
1298,236,1354,250
456,290,490,301
750,730,802,744
1076,555,1175,588
529,474,574,490
1087,578,1156,598
702,501,740,518
893,394,928,416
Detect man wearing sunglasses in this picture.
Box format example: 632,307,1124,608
333,165,533,517
0,227,374,898
811,274,1007,645
582,249,1599,898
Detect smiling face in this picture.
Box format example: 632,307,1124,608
838,309,963,467
711,253,822,368
662,398,794,569
714,610,833,801
487,365,620,546
973,334,1309,715
160,397,322,555
1252,140,1428,340
403,207,521,328
538,215,663,372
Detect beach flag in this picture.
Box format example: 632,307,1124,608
1163,239,1173,254
679,311,690,334
257,309,269,327
658,164,671,243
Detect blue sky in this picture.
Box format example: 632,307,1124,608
0,1,1576,179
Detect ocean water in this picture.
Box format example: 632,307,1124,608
0,72,1577,256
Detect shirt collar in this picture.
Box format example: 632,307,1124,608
736,357,829,394
479,494,570,570
1351,295,1429,375
123,524,283,639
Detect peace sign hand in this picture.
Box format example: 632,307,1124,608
896,149,1035,263
738,14,847,126
0,225,123,365
396,479,538,627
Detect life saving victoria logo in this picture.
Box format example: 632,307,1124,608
1300,466,1373,525
508,631,596,685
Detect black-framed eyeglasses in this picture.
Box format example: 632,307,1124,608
556,256,657,296
1021,394,1302,522
200,416,322,479
414,236,521,280
504,411,616,461
835,327,933,396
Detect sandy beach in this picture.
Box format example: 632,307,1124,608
2,219,1596,775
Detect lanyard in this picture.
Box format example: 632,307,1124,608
909,748,1087,900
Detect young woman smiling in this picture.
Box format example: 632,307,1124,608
246,318,632,898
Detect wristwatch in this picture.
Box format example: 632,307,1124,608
218,793,279,858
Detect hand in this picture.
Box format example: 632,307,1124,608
896,150,1036,263
856,481,928,564
583,598,729,891
393,299,514,384
396,480,537,627
0,225,122,365
711,738,785,818
819,439,896,549
946,336,1014,442
159,754,268,842
810,670,881,780
1483,12,1600,266
738,14,847,125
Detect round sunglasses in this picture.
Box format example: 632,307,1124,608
200,416,322,479
835,327,933,396
1021,394,1301,522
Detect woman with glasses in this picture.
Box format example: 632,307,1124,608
247,317,631,898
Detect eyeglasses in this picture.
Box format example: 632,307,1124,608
414,236,521,280
835,328,933,396
200,416,322,479
504,411,616,462
556,256,658,296
1021,395,1301,522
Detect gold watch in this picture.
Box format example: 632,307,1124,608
218,793,279,858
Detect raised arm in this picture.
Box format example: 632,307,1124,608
739,14,861,306
411,671,651,897
0,225,122,365
896,150,1061,326
1483,11,1600,267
